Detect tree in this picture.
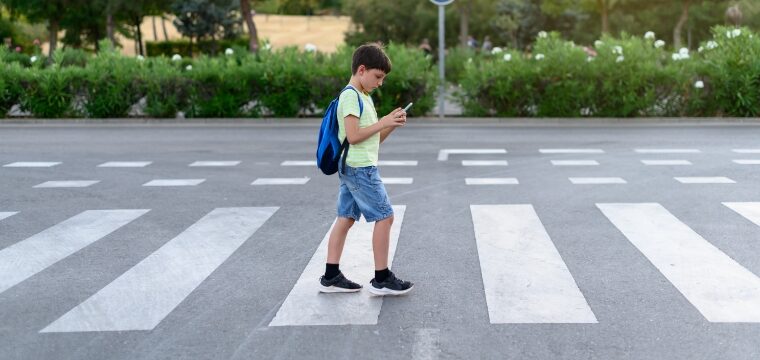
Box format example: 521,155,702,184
11,0,68,57
171,0,241,56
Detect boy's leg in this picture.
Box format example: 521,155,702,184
327,217,355,264
371,215,393,270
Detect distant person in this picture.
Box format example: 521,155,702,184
419,38,433,56
318,43,413,296
481,36,493,53
466,35,478,49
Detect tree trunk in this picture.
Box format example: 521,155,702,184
135,20,144,56
152,16,158,41
107,12,116,47
459,2,470,47
674,0,690,50
240,0,259,52
48,19,59,59
161,16,169,41
599,0,609,34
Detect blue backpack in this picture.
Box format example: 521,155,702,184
316,86,364,175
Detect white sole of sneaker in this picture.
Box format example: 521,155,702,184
367,284,414,296
318,284,362,293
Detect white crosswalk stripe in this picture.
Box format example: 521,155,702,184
0,210,149,295
0,212,19,221
3,162,61,167
674,177,735,184
34,180,100,188
98,162,152,167
598,203,760,322
438,149,507,161
569,177,626,184
551,160,599,166
41,207,277,332
540,149,604,154
723,202,760,227
270,206,406,326
143,179,205,186
470,205,597,323
188,161,240,167
641,160,692,165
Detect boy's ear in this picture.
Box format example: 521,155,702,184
356,64,365,75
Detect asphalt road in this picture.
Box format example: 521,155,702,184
1,122,759,359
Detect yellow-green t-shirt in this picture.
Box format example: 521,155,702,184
337,87,379,167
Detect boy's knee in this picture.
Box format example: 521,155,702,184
378,214,394,224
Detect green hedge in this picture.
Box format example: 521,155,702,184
146,38,250,57
2,26,759,118
0,42,436,118
457,26,760,117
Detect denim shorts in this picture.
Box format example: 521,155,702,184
337,164,394,222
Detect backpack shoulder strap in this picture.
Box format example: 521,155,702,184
338,85,364,174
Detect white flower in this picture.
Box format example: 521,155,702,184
491,47,503,55
732,29,742,37
304,43,317,52
694,81,704,89
706,41,718,50
672,53,689,61
613,45,623,55
30,56,37,63
264,43,272,50
594,40,604,48
587,56,594,62
225,48,234,56
654,40,666,48
535,53,545,61
538,31,548,39
136,55,145,61
503,53,512,62
616,55,625,63
644,31,656,40
679,47,689,56
172,54,182,61
185,65,192,71
698,46,704,53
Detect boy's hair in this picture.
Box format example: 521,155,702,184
351,43,392,75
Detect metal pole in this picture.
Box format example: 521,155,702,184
438,5,445,120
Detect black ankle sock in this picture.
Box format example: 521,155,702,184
325,263,340,279
375,268,390,283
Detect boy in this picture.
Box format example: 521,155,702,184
318,43,414,296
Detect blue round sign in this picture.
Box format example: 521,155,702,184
430,0,454,5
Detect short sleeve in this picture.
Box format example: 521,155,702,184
337,90,362,121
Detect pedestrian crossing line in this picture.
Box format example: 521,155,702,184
641,160,692,166
634,149,701,154
732,149,760,154
438,149,507,161
462,160,508,166
551,160,599,166
597,203,760,322
3,162,61,167
540,149,604,154
34,180,100,188
269,206,406,326
143,179,206,186
188,161,241,167
97,162,152,168
723,202,760,227
470,205,597,323
281,161,315,166
0,209,149,295
252,178,310,185
0,212,18,222
281,160,418,166
733,160,760,165
674,177,735,184
569,177,626,184
465,178,519,185
381,178,413,185
41,207,278,333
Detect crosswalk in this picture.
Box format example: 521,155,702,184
2,202,760,333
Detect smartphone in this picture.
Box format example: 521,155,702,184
403,102,413,112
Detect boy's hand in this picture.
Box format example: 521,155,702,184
380,108,407,129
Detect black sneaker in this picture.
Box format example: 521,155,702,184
318,272,362,293
368,271,414,296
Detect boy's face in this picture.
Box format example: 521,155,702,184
356,65,386,93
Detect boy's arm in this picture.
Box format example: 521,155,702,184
380,108,406,144
344,108,405,145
